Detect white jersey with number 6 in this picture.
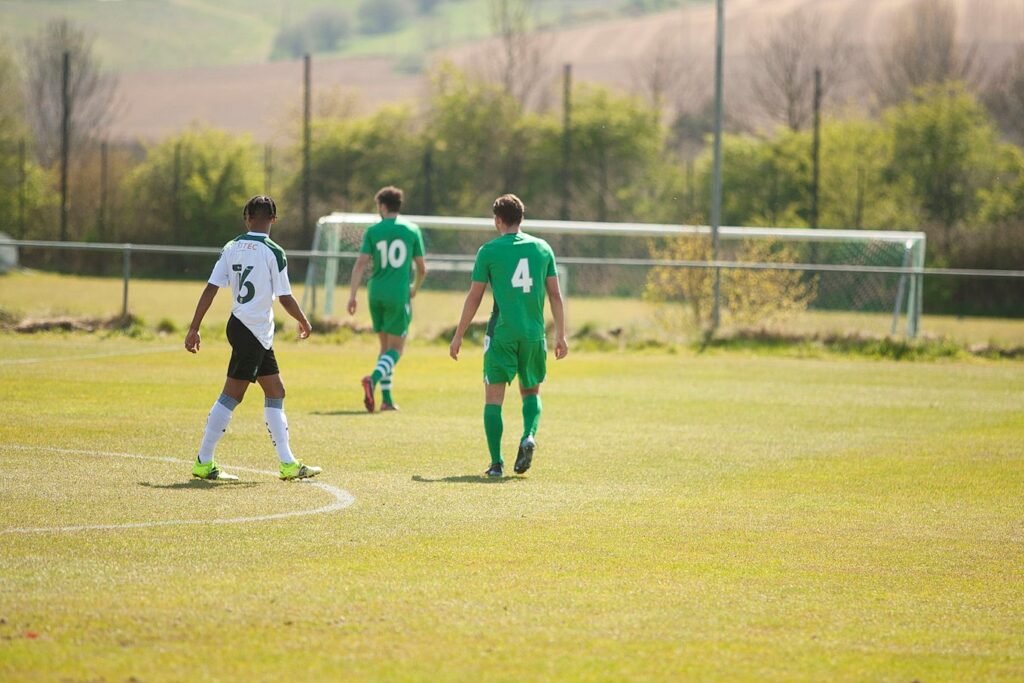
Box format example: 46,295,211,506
208,231,292,349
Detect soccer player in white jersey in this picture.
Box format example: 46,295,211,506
184,195,322,481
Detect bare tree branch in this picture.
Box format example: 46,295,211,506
748,9,853,131
22,19,119,167
872,0,981,106
486,0,551,108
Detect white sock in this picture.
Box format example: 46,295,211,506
197,394,238,464
264,398,296,464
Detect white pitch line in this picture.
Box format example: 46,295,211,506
0,346,179,366
1,445,355,534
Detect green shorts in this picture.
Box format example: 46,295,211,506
369,298,411,336
483,336,547,388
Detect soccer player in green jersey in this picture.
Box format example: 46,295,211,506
184,195,321,481
347,186,427,412
449,194,568,477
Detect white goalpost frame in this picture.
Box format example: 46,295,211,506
306,213,927,337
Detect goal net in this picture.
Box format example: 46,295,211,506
304,214,926,337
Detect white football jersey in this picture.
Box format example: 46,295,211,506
208,232,292,349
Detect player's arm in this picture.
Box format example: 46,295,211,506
278,295,312,340
449,281,487,360
347,253,371,315
545,275,568,359
410,256,427,299
185,283,219,354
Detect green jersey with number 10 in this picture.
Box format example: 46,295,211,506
360,217,425,303
472,231,558,343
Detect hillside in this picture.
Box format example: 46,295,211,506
6,0,1019,143
0,0,689,72
105,0,1024,144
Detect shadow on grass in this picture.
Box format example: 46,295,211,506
411,474,523,484
138,480,261,490
310,410,373,417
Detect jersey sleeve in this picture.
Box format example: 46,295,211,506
413,227,425,257
545,243,558,278
471,247,489,283
208,251,230,287
360,228,372,254
270,252,292,297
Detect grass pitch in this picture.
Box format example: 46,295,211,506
1,332,1022,681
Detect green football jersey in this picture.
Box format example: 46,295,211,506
471,231,558,342
360,217,425,303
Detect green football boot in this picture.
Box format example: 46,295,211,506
191,459,239,481
279,461,323,481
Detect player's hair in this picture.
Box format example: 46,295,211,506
375,186,404,212
243,195,277,221
492,194,525,226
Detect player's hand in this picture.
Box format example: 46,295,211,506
184,328,201,354
554,336,569,360
347,296,357,315
449,335,462,360
297,318,312,340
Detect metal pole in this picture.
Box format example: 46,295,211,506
264,144,273,196
560,63,572,221
121,245,131,319
302,54,312,246
891,241,913,336
60,51,71,241
18,138,26,238
811,67,822,230
99,140,108,240
422,143,434,214
710,0,725,333
172,141,182,237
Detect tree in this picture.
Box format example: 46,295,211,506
872,0,978,107
358,0,408,35
749,9,852,131
885,83,1000,258
303,104,422,214
983,45,1024,144
22,19,119,168
0,46,52,239
486,0,549,108
122,128,261,246
272,9,352,60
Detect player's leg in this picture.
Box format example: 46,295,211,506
257,366,321,480
192,316,256,481
379,333,406,410
516,384,541,474
482,336,517,476
514,340,547,474
484,381,507,477
361,301,388,412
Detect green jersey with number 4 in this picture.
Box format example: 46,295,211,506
472,231,558,343
360,217,425,303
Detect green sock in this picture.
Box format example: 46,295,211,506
371,349,400,385
381,376,393,404
484,403,503,465
521,393,542,442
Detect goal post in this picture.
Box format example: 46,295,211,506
305,213,926,337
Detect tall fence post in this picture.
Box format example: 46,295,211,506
302,54,312,247
18,138,27,238
710,0,726,334
560,63,572,221
122,244,131,320
60,51,71,242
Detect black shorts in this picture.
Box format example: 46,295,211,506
226,315,279,382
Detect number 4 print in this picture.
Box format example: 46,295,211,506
511,258,533,293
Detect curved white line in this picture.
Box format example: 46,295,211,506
1,445,355,534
